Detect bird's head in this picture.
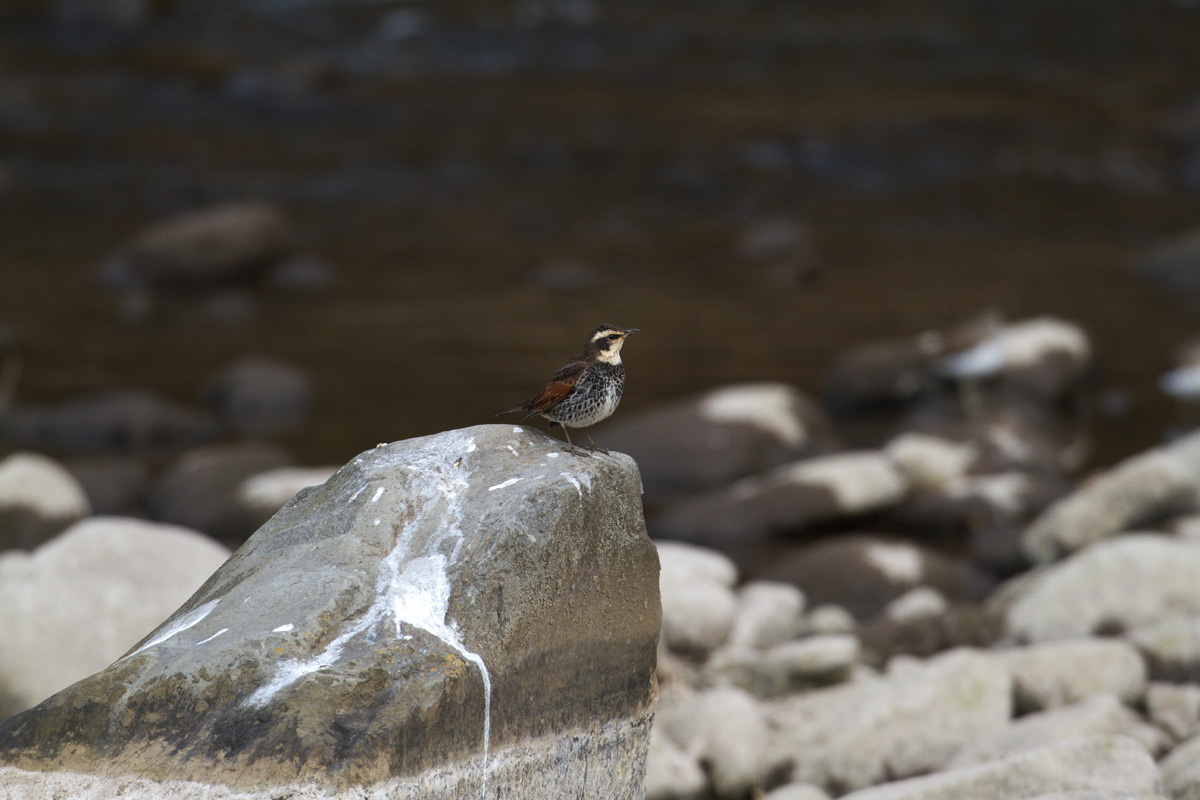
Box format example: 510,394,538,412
587,324,638,364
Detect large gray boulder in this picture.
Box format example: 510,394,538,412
0,425,661,798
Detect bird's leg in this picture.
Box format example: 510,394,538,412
583,429,609,455
562,426,589,457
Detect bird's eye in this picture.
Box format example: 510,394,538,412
608,333,620,340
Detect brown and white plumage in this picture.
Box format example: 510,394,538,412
501,324,638,454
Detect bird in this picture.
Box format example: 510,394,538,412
500,324,638,455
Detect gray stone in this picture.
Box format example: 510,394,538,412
0,425,660,797
712,636,859,696
0,517,230,720
948,694,1167,768
656,685,770,799
800,604,857,636
1127,616,1200,681
763,785,832,800
1161,734,1200,800
653,451,908,545
657,540,739,588
658,541,739,657
1146,682,1200,742
727,580,806,650
748,535,989,620
204,356,314,436
836,736,1161,800
0,390,222,454
1002,535,1200,641
0,452,91,550
884,432,978,490
148,441,293,541
767,648,1012,792
102,202,292,289
63,454,150,516
1022,432,1200,563
883,587,949,622
594,383,839,502
236,466,339,522
999,639,1147,711
644,726,706,800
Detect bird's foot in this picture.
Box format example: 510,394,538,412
587,445,610,455
565,445,591,458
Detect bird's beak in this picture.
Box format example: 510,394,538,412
624,328,640,335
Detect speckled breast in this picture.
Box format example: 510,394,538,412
544,363,625,428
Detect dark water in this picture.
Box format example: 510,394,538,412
4,1,1200,469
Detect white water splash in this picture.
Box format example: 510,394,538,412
121,598,222,661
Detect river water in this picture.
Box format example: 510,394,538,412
3,1,1200,469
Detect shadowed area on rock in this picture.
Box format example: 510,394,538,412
0,424,660,797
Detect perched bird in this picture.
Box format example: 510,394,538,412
501,324,638,455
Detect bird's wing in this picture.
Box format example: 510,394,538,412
518,360,584,418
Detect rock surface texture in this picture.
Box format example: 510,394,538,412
0,425,661,798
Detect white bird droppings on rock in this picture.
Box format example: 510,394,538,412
488,478,523,491
122,597,222,661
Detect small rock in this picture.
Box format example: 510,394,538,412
0,517,230,719
657,541,739,657
657,540,739,588
149,441,293,542
747,535,989,620
596,384,839,503
1160,735,1200,800
884,432,977,490
652,452,907,545
835,736,1160,800
236,466,338,523
0,452,91,550
0,390,221,453
101,202,292,289
1001,534,1200,640
660,579,737,658
858,604,1002,667
644,725,706,800
935,317,1092,402
768,648,1012,792
884,587,949,622
62,454,149,516
264,253,335,291
711,635,859,696
1022,432,1200,562
1133,226,1200,307
1146,682,1200,742
800,604,857,636
727,581,806,650
763,784,831,800
947,694,1168,768
999,639,1146,712
657,685,770,799
1127,615,1200,681
824,332,944,418
204,355,314,436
